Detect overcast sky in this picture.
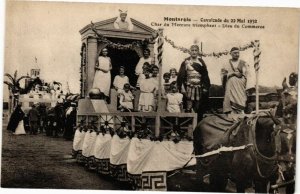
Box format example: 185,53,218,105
3,1,299,100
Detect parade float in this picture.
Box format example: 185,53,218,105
71,14,295,192
73,16,198,190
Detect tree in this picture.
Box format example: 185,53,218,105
4,71,30,95
4,71,29,113
4,70,42,112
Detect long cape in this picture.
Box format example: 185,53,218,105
177,57,211,92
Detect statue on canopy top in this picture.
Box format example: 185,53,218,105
114,9,133,31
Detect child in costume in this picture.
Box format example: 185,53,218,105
169,68,178,83
166,83,183,113
113,66,129,94
138,67,157,112
119,83,134,112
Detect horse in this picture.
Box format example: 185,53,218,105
193,112,280,193
193,74,297,193
271,74,297,194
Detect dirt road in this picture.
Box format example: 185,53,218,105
1,121,129,190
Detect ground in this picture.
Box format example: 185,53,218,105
1,114,129,190
1,112,284,193
0,113,205,191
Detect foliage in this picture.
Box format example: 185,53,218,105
4,70,30,94
4,70,43,95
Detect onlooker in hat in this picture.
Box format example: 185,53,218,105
64,102,77,140
28,103,40,135
37,103,47,133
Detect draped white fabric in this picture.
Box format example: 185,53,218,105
73,130,86,151
110,135,131,165
127,138,195,174
92,134,112,159
76,134,196,174
82,131,98,157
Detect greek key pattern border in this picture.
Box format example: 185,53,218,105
141,171,167,191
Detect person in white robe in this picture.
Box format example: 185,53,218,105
138,68,157,112
135,49,152,88
113,66,129,94
92,47,112,98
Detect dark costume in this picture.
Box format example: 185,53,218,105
7,105,25,132
64,106,77,140
54,103,66,135
177,56,211,119
28,106,40,135
37,103,47,133
45,107,58,137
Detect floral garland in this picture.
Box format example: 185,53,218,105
90,22,159,50
95,34,144,50
164,36,255,58
90,22,254,58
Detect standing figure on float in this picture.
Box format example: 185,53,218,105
92,47,112,102
221,47,251,114
177,44,211,120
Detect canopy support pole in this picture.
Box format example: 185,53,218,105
155,28,164,137
253,40,261,114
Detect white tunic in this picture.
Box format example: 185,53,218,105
113,75,129,93
169,76,178,83
166,93,183,113
93,56,111,96
135,57,152,75
119,90,134,110
138,78,157,112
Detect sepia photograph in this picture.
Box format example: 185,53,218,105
1,0,299,193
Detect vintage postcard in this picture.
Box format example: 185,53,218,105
1,0,299,193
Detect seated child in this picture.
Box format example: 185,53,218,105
119,83,134,112
113,66,129,94
169,68,178,83
166,82,183,113
138,67,157,112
